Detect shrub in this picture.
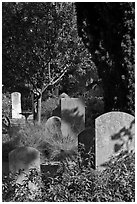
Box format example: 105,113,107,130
2,169,42,202
13,123,78,164
2,92,12,118
41,97,58,122
93,151,135,202
2,151,135,202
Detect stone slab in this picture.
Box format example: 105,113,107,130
95,111,135,170
61,98,85,138
45,116,62,141
11,92,22,119
9,147,40,184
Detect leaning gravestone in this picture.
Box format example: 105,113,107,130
9,147,40,184
61,98,85,138
45,116,62,141
11,92,22,119
96,111,135,171
78,127,95,168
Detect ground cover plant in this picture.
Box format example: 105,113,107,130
2,148,135,202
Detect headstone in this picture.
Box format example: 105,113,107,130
41,161,62,178
9,147,40,184
78,127,95,168
96,111,135,171
11,92,22,119
52,106,61,118
61,98,85,138
52,93,69,118
45,116,62,141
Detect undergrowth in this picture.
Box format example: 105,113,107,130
2,150,135,202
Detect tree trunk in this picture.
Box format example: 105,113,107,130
31,92,35,122
37,94,42,124
31,89,42,124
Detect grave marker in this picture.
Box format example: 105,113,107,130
11,92,22,119
45,116,62,141
61,98,85,138
9,147,40,184
52,93,69,117
95,111,135,170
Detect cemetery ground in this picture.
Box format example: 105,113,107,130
2,101,135,202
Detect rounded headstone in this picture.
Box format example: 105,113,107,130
96,111,135,170
9,146,40,184
45,116,62,141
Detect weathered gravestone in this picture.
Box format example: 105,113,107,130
45,116,62,141
78,127,95,169
61,98,85,138
41,161,62,178
11,92,22,119
96,111,135,171
9,147,40,184
52,93,70,117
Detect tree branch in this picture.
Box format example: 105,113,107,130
41,67,68,94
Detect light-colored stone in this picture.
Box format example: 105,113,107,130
95,111,135,170
61,98,85,138
9,147,40,184
11,92,22,119
45,116,62,141
52,93,70,117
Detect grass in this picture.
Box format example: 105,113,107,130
2,117,135,202
2,121,78,164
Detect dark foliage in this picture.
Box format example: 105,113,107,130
76,2,135,115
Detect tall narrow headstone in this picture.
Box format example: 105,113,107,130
52,93,69,118
11,92,22,119
9,147,40,184
61,98,85,138
95,112,135,171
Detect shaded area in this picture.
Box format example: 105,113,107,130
111,119,135,153
2,115,11,134
2,124,25,175
76,3,135,115
78,127,95,169
61,107,85,137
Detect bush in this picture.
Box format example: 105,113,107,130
2,151,135,202
2,92,12,118
2,169,42,202
13,123,78,163
93,151,135,202
41,98,58,122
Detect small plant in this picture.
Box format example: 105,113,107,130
2,150,135,202
3,169,42,202
92,151,135,202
